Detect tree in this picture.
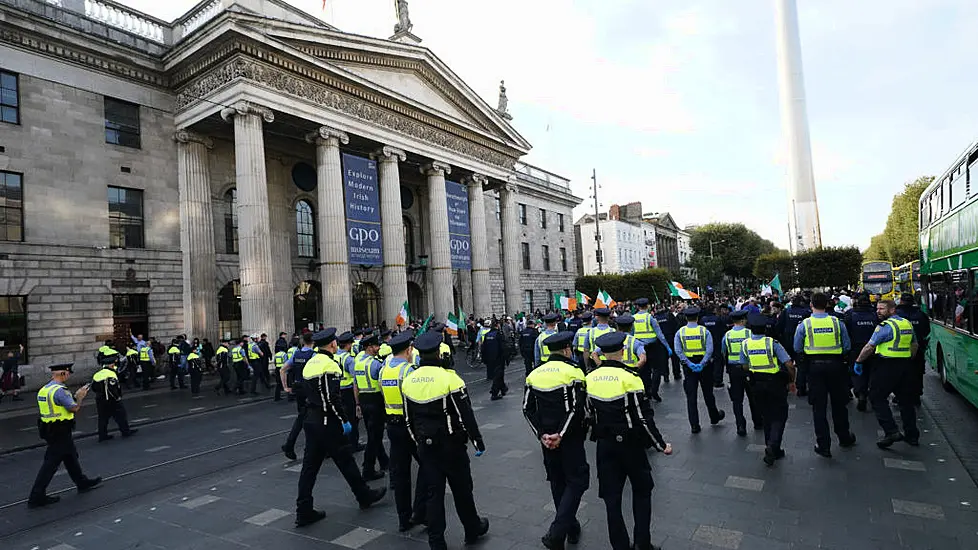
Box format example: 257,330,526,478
688,223,777,283
864,233,889,261
795,246,862,289
753,252,798,290
576,269,673,304
882,176,931,265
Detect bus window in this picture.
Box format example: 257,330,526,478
951,171,967,209
971,270,978,335
951,271,969,329
930,274,947,322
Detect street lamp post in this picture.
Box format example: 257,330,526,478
709,239,726,260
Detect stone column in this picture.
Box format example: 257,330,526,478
464,174,491,318
499,180,522,315
220,102,276,336
307,127,353,331
375,146,408,326
422,161,453,322
266,159,294,333
174,130,217,340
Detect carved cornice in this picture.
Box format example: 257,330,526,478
173,129,214,149
220,101,275,123
421,161,451,177
305,126,349,147
463,173,488,189
373,146,407,163
176,56,518,170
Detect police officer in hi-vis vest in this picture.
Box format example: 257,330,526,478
187,348,204,395
572,311,593,368
720,310,762,436
632,298,673,401
583,308,615,371
674,306,725,433
355,333,390,480
213,339,232,395
523,331,589,550
853,299,920,448
92,353,137,442
380,332,428,532
335,332,363,450
585,331,672,550
273,345,288,402
130,331,155,391
740,314,796,466
793,292,856,458
294,329,385,528
231,337,251,395
281,332,316,460
401,331,489,550
28,363,102,508
533,313,561,368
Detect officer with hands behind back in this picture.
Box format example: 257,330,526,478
741,314,796,466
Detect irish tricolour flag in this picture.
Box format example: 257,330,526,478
668,281,699,300
554,294,577,312
594,289,616,309
395,301,410,326
445,313,460,336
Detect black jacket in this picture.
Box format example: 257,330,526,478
586,361,666,451
523,357,587,438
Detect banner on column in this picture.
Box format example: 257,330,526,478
342,153,383,266
445,180,471,269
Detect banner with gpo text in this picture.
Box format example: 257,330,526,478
342,153,383,266
445,180,471,269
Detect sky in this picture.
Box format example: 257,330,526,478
121,0,978,250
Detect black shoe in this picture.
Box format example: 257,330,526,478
358,487,386,509
691,425,701,434
98,435,115,443
753,423,764,430
170,386,178,390
856,398,867,412
839,433,856,448
651,393,662,403
542,533,565,550
78,477,102,493
736,427,747,437
714,382,725,388
711,410,726,425
567,521,581,545
123,429,139,438
409,514,428,527
464,517,490,544
295,509,326,527
399,519,419,532
27,495,60,509
282,445,297,461
355,443,366,452
249,392,259,396
363,470,384,482
490,394,503,401
876,432,904,449
905,437,920,447
814,445,832,458
775,448,786,459
763,448,776,466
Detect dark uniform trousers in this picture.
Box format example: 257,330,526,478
386,418,426,525
909,350,926,404
140,361,154,390
96,400,132,438
273,367,283,401
542,433,589,541
251,359,272,393
596,438,653,550
644,341,667,396
284,391,307,453
870,357,919,440
750,372,789,452
168,360,186,389
360,393,389,473
419,437,483,550
806,357,852,448
233,362,249,394
523,354,535,376
30,424,87,499
340,388,361,447
489,360,506,396
296,414,370,512
850,345,872,400
215,360,232,394
189,364,202,394
727,365,762,430
682,355,722,427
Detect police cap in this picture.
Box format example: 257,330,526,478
900,293,916,305
746,314,769,329
413,331,443,354
683,306,701,317
48,363,74,373
580,311,593,320
543,312,561,323
336,331,355,345
361,333,380,347
730,310,748,321
312,328,337,346
430,322,445,333
543,331,575,351
593,307,611,317
616,313,635,326
595,331,628,353
353,329,363,337
99,354,119,366
634,298,650,307
380,329,392,339
389,332,414,354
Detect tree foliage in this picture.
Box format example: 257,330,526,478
753,252,798,289
864,233,888,261
689,223,777,282
795,246,862,289
576,268,673,304
863,176,932,264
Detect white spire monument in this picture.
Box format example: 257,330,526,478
775,0,821,253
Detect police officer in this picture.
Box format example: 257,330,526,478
123,343,139,389
674,307,725,433
28,363,102,508
336,332,362,450
604,313,646,371
776,295,811,395
481,320,507,400
896,293,930,405
632,299,672,400
572,311,593,368
213,339,232,395
853,299,920,448
741,314,796,466
519,319,540,375
273,345,288,402
187,348,203,394
583,308,616,370
793,293,856,457
355,333,390,480
92,353,137,442
130,331,155,391
523,331,588,550
401,331,490,550
844,293,878,411
586,332,672,550
167,340,185,390
281,332,315,461
351,329,364,356
699,304,726,387
295,329,385,527
721,310,761,436
247,334,265,396
534,313,561,368
654,303,682,382
380,332,427,532
231,337,251,395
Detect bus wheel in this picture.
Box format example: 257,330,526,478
937,347,955,393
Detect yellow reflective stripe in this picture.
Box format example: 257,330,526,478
803,317,843,354
680,326,706,354
745,337,778,373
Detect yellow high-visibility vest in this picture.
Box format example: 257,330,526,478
877,317,914,359
37,383,73,423
744,337,779,374
802,316,843,355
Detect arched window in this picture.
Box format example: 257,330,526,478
224,189,238,254
353,282,380,328
403,215,415,264
296,200,316,258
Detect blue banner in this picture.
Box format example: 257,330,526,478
445,180,471,269
342,154,383,266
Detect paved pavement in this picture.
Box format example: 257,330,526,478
1,358,976,550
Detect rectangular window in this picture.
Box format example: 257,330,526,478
971,270,978,335
539,208,547,229
498,238,503,267
1,70,19,124
0,171,23,242
523,289,533,313
951,169,967,210
519,203,527,225
558,213,565,232
0,295,27,361
104,97,141,148
542,245,551,271
521,242,531,269
495,197,501,221
112,294,148,317
546,290,554,311
559,247,568,271
108,186,144,249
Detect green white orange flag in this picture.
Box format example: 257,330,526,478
445,313,459,336
668,281,699,300
594,289,616,308
553,294,578,312
576,290,590,307
395,301,410,326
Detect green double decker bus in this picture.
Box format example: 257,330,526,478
918,140,978,407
